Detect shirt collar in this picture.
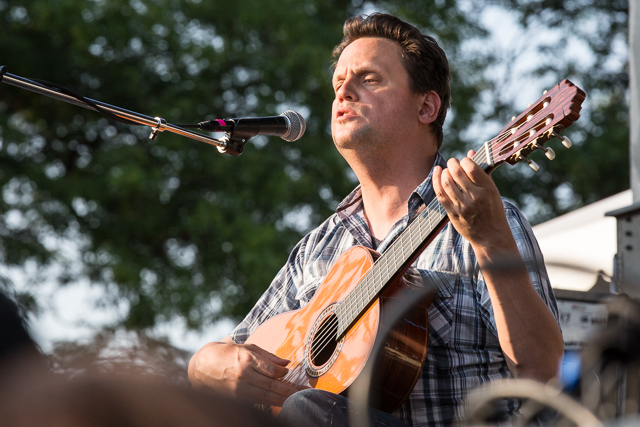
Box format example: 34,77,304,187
336,152,448,250
407,152,447,218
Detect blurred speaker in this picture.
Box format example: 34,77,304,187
580,295,640,420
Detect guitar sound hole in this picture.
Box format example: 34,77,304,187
310,313,338,367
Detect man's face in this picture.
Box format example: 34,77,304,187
331,37,422,153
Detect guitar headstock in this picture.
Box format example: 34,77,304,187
488,79,586,171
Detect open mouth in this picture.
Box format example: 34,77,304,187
336,109,356,119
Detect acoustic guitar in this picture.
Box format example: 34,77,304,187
246,79,586,413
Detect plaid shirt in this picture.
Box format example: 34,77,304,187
230,153,559,426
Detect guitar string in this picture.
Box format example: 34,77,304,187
280,140,507,384
271,122,530,373
277,208,442,383
297,107,554,365
275,118,539,373
244,118,552,390
294,157,473,366
330,105,554,333
312,106,563,371
254,107,555,383
318,104,556,348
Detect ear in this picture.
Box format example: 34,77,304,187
417,91,441,125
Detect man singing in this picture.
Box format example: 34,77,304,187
189,13,563,426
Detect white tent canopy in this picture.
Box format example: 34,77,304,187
532,190,632,292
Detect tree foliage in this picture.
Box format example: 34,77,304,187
486,0,630,220
0,0,630,335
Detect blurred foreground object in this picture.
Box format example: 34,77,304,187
0,365,286,427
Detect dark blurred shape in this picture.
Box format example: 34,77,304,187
0,287,44,374
0,291,34,354
581,295,640,421
0,369,287,427
0,288,286,426
463,378,602,427
50,328,193,385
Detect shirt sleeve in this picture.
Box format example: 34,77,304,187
229,237,308,344
475,200,560,336
228,212,350,344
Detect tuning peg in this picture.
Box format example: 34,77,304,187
544,146,556,160
551,132,572,148
535,143,555,160
517,154,540,171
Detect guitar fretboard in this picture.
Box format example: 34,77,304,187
334,143,494,338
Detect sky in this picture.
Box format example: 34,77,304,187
3,3,630,356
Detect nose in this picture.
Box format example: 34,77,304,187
335,75,358,102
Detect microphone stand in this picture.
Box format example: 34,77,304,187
0,66,249,156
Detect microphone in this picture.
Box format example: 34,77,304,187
198,110,306,142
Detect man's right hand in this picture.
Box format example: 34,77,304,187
188,337,303,407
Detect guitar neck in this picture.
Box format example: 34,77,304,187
333,78,585,342
335,143,495,337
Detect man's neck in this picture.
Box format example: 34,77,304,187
356,154,436,241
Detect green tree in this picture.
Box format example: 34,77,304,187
0,0,629,340
487,0,630,221
0,0,486,332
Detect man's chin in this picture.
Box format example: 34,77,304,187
332,128,371,150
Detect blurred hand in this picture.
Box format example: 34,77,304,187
188,339,303,407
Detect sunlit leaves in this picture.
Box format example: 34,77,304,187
0,0,629,332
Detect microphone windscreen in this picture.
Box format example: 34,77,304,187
280,110,306,142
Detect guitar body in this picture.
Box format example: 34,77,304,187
246,245,431,414
247,79,586,415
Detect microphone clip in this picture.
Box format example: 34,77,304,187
197,118,253,156
216,133,250,156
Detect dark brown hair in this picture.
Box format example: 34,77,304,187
332,13,451,149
